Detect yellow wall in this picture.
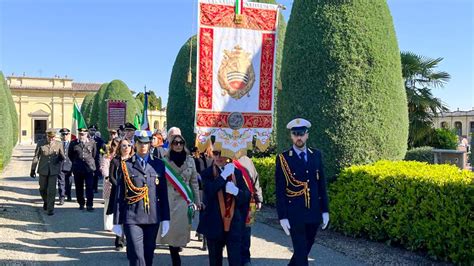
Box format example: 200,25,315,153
7,76,97,144
148,109,167,133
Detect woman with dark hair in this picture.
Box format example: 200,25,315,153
157,134,201,266
106,138,134,251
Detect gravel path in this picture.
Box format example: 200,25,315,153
0,145,449,265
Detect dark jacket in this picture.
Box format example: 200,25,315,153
106,157,122,215
151,146,166,159
68,139,97,174
113,154,170,225
61,140,72,172
197,165,250,241
275,147,329,225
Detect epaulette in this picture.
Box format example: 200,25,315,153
282,148,293,157
131,156,136,163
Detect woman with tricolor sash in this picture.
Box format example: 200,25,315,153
156,133,201,266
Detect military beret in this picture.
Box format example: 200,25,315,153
286,118,311,131
134,130,151,143
46,128,56,135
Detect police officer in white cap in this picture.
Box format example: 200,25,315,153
274,118,330,266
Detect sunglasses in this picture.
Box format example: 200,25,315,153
121,144,132,148
291,131,307,137
212,151,221,156
172,141,185,146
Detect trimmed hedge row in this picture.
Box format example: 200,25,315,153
404,146,434,164
0,71,18,170
252,157,473,263
329,160,473,264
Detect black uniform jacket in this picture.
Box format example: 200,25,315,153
68,139,97,173
113,154,170,225
197,166,250,241
275,147,329,225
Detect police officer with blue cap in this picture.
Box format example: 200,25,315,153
275,118,330,266
113,130,170,266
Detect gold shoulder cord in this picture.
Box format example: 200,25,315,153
278,154,310,209
121,160,150,214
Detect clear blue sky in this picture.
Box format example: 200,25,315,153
1,0,472,111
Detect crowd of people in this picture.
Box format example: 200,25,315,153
30,117,330,266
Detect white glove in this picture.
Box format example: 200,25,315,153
322,212,329,230
161,220,170,237
225,181,239,196
279,219,291,236
112,224,123,236
220,163,235,180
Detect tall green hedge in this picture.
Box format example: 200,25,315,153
0,71,14,170
167,0,286,147
330,160,473,264
99,80,140,141
252,156,276,205
276,0,408,180
89,83,109,127
81,92,96,126
167,35,197,145
3,75,18,146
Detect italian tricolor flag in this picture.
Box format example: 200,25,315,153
71,100,87,140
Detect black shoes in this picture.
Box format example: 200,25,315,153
79,205,85,210
66,196,72,202
47,211,54,216
86,206,94,212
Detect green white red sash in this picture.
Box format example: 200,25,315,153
163,159,195,224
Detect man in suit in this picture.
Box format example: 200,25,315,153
197,148,250,266
58,128,73,204
275,118,330,266
113,130,170,266
30,128,66,215
68,127,97,211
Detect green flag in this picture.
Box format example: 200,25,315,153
72,100,87,139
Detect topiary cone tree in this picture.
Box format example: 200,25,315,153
100,80,140,141
167,0,286,147
81,92,96,126
276,0,408,180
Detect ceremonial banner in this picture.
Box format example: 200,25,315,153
195,0,279,158
107,100,127,130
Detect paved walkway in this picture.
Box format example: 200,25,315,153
0,145,364,265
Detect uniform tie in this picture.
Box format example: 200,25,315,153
300,151,306,162
141,160,146,169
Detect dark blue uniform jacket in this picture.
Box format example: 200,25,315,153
197,166,250,241
113,154,170,225
275,147,329,225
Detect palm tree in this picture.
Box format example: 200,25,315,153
401,51,451,148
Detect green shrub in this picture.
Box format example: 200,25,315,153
89,83,109,127
429,128,458,150
100,80,140,141
277,0,408,180
81,92,96,126
0,71,13,170
252,156,276,205
404,146,434,164
330,160,473,263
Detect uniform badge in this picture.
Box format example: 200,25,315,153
155,176,160,185
217,45,255,99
